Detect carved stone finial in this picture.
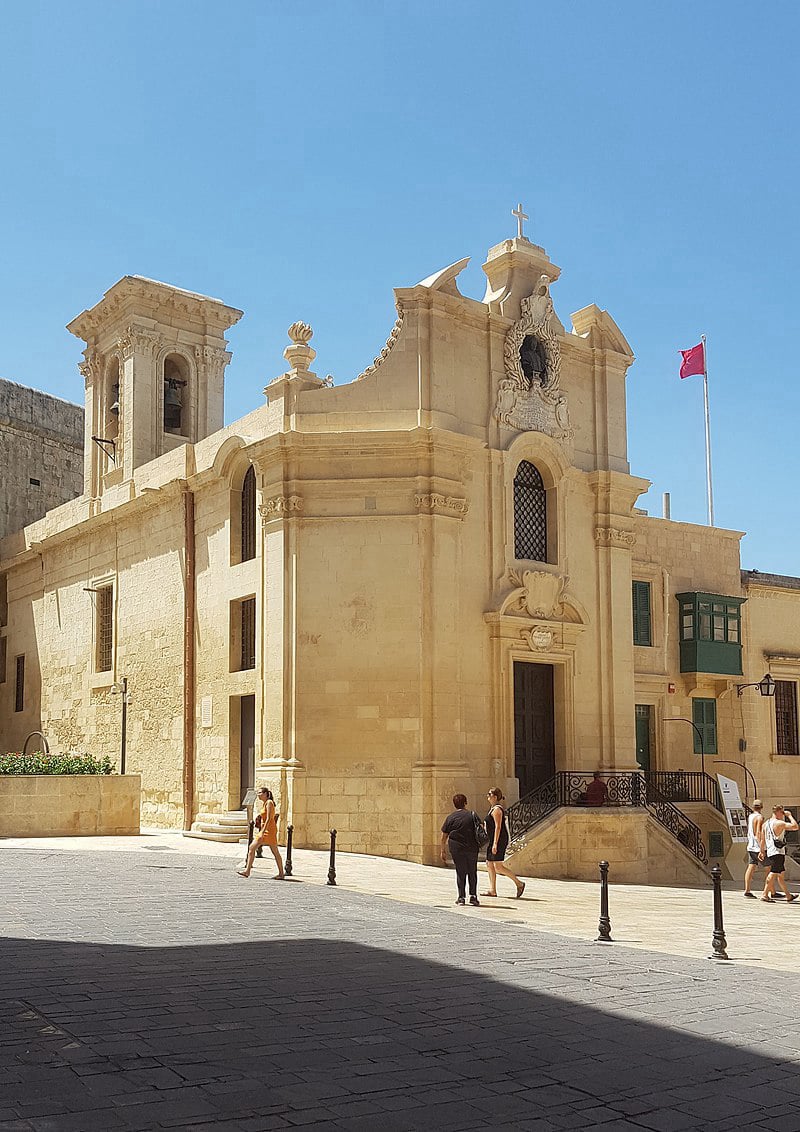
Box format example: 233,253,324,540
283,321,316,372
288,321,313,344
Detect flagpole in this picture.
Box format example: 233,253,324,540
702,334,715,526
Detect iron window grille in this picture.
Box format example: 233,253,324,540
241,466,256,562
513,460,547,562
14,654,24,713
96,586,114,673
241,598,256,671
775,680,799,756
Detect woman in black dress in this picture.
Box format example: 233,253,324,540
483,787,525,898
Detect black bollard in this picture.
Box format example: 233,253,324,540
285,824,294,878
327,828,337,886
596,860,613,942
709,864,730,960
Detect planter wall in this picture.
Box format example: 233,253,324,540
0,774,141,836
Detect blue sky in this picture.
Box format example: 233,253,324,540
1,2,798,573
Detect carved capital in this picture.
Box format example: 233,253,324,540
195,344,231,377
414,493,470,518
78,347,102,385
594,526,636,549
260,495,303,520
119,325,160,360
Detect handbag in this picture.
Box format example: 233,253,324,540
472,811,489,848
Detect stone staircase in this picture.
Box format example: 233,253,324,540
183,810,249,844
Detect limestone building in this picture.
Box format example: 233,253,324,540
0,379,83,541
1,236,799,882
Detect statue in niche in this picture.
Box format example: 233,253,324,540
520,335,546,386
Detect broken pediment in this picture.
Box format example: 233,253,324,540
570,304,634,359
416,257,471,297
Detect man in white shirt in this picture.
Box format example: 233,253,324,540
744,800,764,898
760,805,799,904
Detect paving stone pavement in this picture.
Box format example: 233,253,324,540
1,847,799,1131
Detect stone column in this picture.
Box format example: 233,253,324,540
410,489,471,863
589,470,649,771
258,491,305,840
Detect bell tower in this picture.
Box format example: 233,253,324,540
68,276,243,498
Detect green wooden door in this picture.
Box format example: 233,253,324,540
635,704,652,772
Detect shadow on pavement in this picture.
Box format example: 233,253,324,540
0,931,796,1131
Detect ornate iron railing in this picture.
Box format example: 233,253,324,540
646,770,723,812
507,770,708,865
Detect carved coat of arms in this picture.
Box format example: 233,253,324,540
494,274,571,440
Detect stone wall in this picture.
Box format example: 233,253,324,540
0,379,84,541
0,774,140,836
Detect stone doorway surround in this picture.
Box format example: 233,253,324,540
485,606,585,800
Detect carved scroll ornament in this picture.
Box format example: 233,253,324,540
494,274,571,440
414,493,469,518
260,495,303,519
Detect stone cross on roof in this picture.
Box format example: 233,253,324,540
512,202,529,240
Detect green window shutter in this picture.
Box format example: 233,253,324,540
692,698,717,755
632,581,652,647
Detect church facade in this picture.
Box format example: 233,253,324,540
1,233,799,876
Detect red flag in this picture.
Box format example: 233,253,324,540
680,342,705,379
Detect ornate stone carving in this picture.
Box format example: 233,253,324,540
78,347,102,385
356,302,404,381
522,626,554,652
194,344,231,379
260,495,303,519
118,325,160,360
414,493,470,518
283,322,316,372
594,526,636,549
288,321,313,344
507,569,566,619
494,275,571,439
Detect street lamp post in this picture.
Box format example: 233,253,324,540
665,717,706,778
714,760,758,804
111,676,129,774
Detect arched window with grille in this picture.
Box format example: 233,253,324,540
240,465,256,562
513,460,547,561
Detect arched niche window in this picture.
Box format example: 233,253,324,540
163,355,189,436
241,465,256,562
513,460,547,562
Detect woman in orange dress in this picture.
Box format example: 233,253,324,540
238,787,284,879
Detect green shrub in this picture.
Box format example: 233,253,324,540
0,751,115,775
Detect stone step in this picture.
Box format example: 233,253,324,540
196,811,248,827
193,819,248,834
182,829,246,844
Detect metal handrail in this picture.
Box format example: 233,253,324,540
507,769,709,865
645,770,723,812
22,731,50,756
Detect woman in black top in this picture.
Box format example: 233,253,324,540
440,793,480,906
483,787,525,898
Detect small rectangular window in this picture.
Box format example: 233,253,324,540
96,585,114,673
692,697,717,755
0,574,7,627
14,655,25,712
0,636,6,684
632,581,652,647
29,478,41,487
240,597,256,671
775,681,799,757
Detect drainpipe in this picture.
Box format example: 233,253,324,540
181,483,196,830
